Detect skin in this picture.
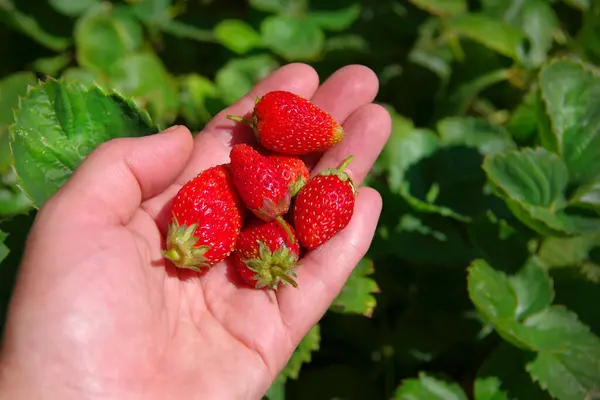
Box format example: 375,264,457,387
0,64,391,400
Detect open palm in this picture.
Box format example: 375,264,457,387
0,64,391,400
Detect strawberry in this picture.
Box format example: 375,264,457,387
269,154,309,197
232,218,300,290
229,143,291,221
293,155,357,249
226,90,344,155
162,164,246,271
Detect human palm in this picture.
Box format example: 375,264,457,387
0,64,391,400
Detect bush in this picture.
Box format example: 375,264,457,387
1,0,600,399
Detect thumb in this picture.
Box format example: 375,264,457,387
48,125,194,225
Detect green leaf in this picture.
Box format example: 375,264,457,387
408,17,454,83
130,0,170,24
392,372,468,400
467,258,555,335
214,20,262,55
158,20,215,42
0,169,32,216
483,147,600,236
407,0,467,16
538,234,600,269
0,0,71,51
49,0,101,17
74,4,143,73
0,230,8,265
9,78,157,208
481,0,558,67
474,376,510,400
447,14,526,61
106,51,179,127
61,68,101,88
527,351,600,400
264,378,285,400
260,15,324,61
178,74,219,129
580,0,600,62
570,180,600,213
249,0,301,14
437,117,516,155
307,4,361,31
506,89,539,142
538,59,600,186
279,323,320,381
215,55,280,106
31,53,71,76
330,258,379,317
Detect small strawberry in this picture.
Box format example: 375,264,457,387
163,164,246,271
232,218,300,290
269,154,309,197
293,155,357,249
226,90,344,155
229,144,290,218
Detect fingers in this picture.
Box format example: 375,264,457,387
311,103,392,185
276,188,383,343
47,126,194,226
303,65,380,168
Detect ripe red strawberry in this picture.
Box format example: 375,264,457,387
229,143,291,221
293,155,357,249
162,164,246,271
232,218,300,290
226,90,344,155
269,154,309,197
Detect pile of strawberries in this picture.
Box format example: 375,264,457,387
162,90,356,290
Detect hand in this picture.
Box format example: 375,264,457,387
0,64,391,400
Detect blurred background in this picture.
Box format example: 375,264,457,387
1,1,599,399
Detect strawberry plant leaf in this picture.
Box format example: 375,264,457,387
178,74,220,129
31,53,71,77
0,0,72,51
477,343,552,400
106,51,179,127
61,68,101,88
474,376,509,400
538,59,600,187
481,0,558,67
569,180,600,213
392,372,468,400
157,20,215,42
260,16,324,61
0,230,8,265
526,351,600,400
330,257,379,317
0,72,37,169
264,378,285,400
215,55,280,106
74,4,143,73
506,89,539,142
408,17,455,83
437,117,516,154
447,14,527,62
9,78,158,208
307,4,361,32
49,0,101,17
579,0,600,62
407,0,467,16
249,0,299,14
483,147,600,236
214,20,263,55
538,234,600,269
129,0,170,24
279,323,320,382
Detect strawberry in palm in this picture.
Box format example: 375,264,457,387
227,90,344,155
163,164,246,271
232,218,300,290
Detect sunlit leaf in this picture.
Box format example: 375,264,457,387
330,258,379,317
392,372,468,400
260,15,324,61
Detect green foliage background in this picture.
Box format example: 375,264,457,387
2,0,600,399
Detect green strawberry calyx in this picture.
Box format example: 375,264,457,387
318,155,357,195
162,217,211,271
288,174,306,197
245,241,299,290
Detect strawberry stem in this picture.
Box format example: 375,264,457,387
276,215,295,244
274,269,298,288
226,115,254,126
337,155,354,172
162,248,181,262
